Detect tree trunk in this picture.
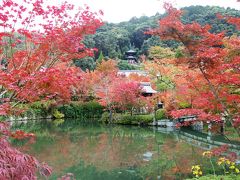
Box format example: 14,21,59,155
109,110,112,124
199,67,240,137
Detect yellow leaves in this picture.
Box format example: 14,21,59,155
217,157,235,166
143,60,177,80
191,165,203,178
148,46,175,60
191,165,200,171
202,151,212,157
217,157,226,165
95,59,118,74
217,157,240,175
192,154,240,178
128,73,150,82
235,168,240,174
226,159,231,165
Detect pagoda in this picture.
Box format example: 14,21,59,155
125,49,138,64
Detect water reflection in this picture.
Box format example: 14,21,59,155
12,119,224,179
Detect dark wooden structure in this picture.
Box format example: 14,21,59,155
125,50,138,64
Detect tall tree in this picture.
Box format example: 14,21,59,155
112,80,142,113
149,3,240,135
0,0,103,115
93,60,118,122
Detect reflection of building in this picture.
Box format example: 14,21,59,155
125,50,138,64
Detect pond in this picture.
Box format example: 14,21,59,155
11,119,239,180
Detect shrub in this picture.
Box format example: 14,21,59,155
100,112,154,125
156,109,166,120
0,122,52,179
116,114,153,125
0,116,6,121
32,108,46,117
57,101,104,119
136,114,154,124
23,101,54,118
82,101,103,118
58,104,76,118
52,109,65,119
178,101,192,109
100,112,110,123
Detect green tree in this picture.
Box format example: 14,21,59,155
148,46,175,60
97,51,104,64
117,60,137,70
74,57,96,72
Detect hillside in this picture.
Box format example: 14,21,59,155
75,5,240,71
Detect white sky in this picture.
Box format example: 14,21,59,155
63,0,240,23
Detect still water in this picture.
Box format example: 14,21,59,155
12,119,214,180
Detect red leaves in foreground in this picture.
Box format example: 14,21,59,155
210,145,237,162
0,122,52,179
233,117,240,128
171,109,221,122
0,0,103,115
148,3,240,133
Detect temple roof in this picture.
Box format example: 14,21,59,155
140,82,157,94
126,49,136,53
118,70,148,77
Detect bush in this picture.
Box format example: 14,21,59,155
58,104,75,118
52,109,64,119
178,101,192,109
0,116,6,121
24,101,52,118
100,112,154,125
111,113,153,125
83,101,103,117
156,109,166,120
0,122,52,179
100,112,110,123
57,101,104,119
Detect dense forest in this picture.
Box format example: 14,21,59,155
75,5,240,71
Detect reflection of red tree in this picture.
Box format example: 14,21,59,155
161,138,203,179
26,132,149,173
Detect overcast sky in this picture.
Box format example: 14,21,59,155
64,0,240,23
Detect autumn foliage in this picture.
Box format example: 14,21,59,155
92,60,144,114
149,3,240,135
0,0,103,178
0,0,103,115
0,122,52,179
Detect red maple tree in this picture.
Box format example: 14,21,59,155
149,3,240,135
112,80,142,112
0,0,103,115
93,60,118,122
93,60,147,120
0,122,52,179
0,0,103,179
